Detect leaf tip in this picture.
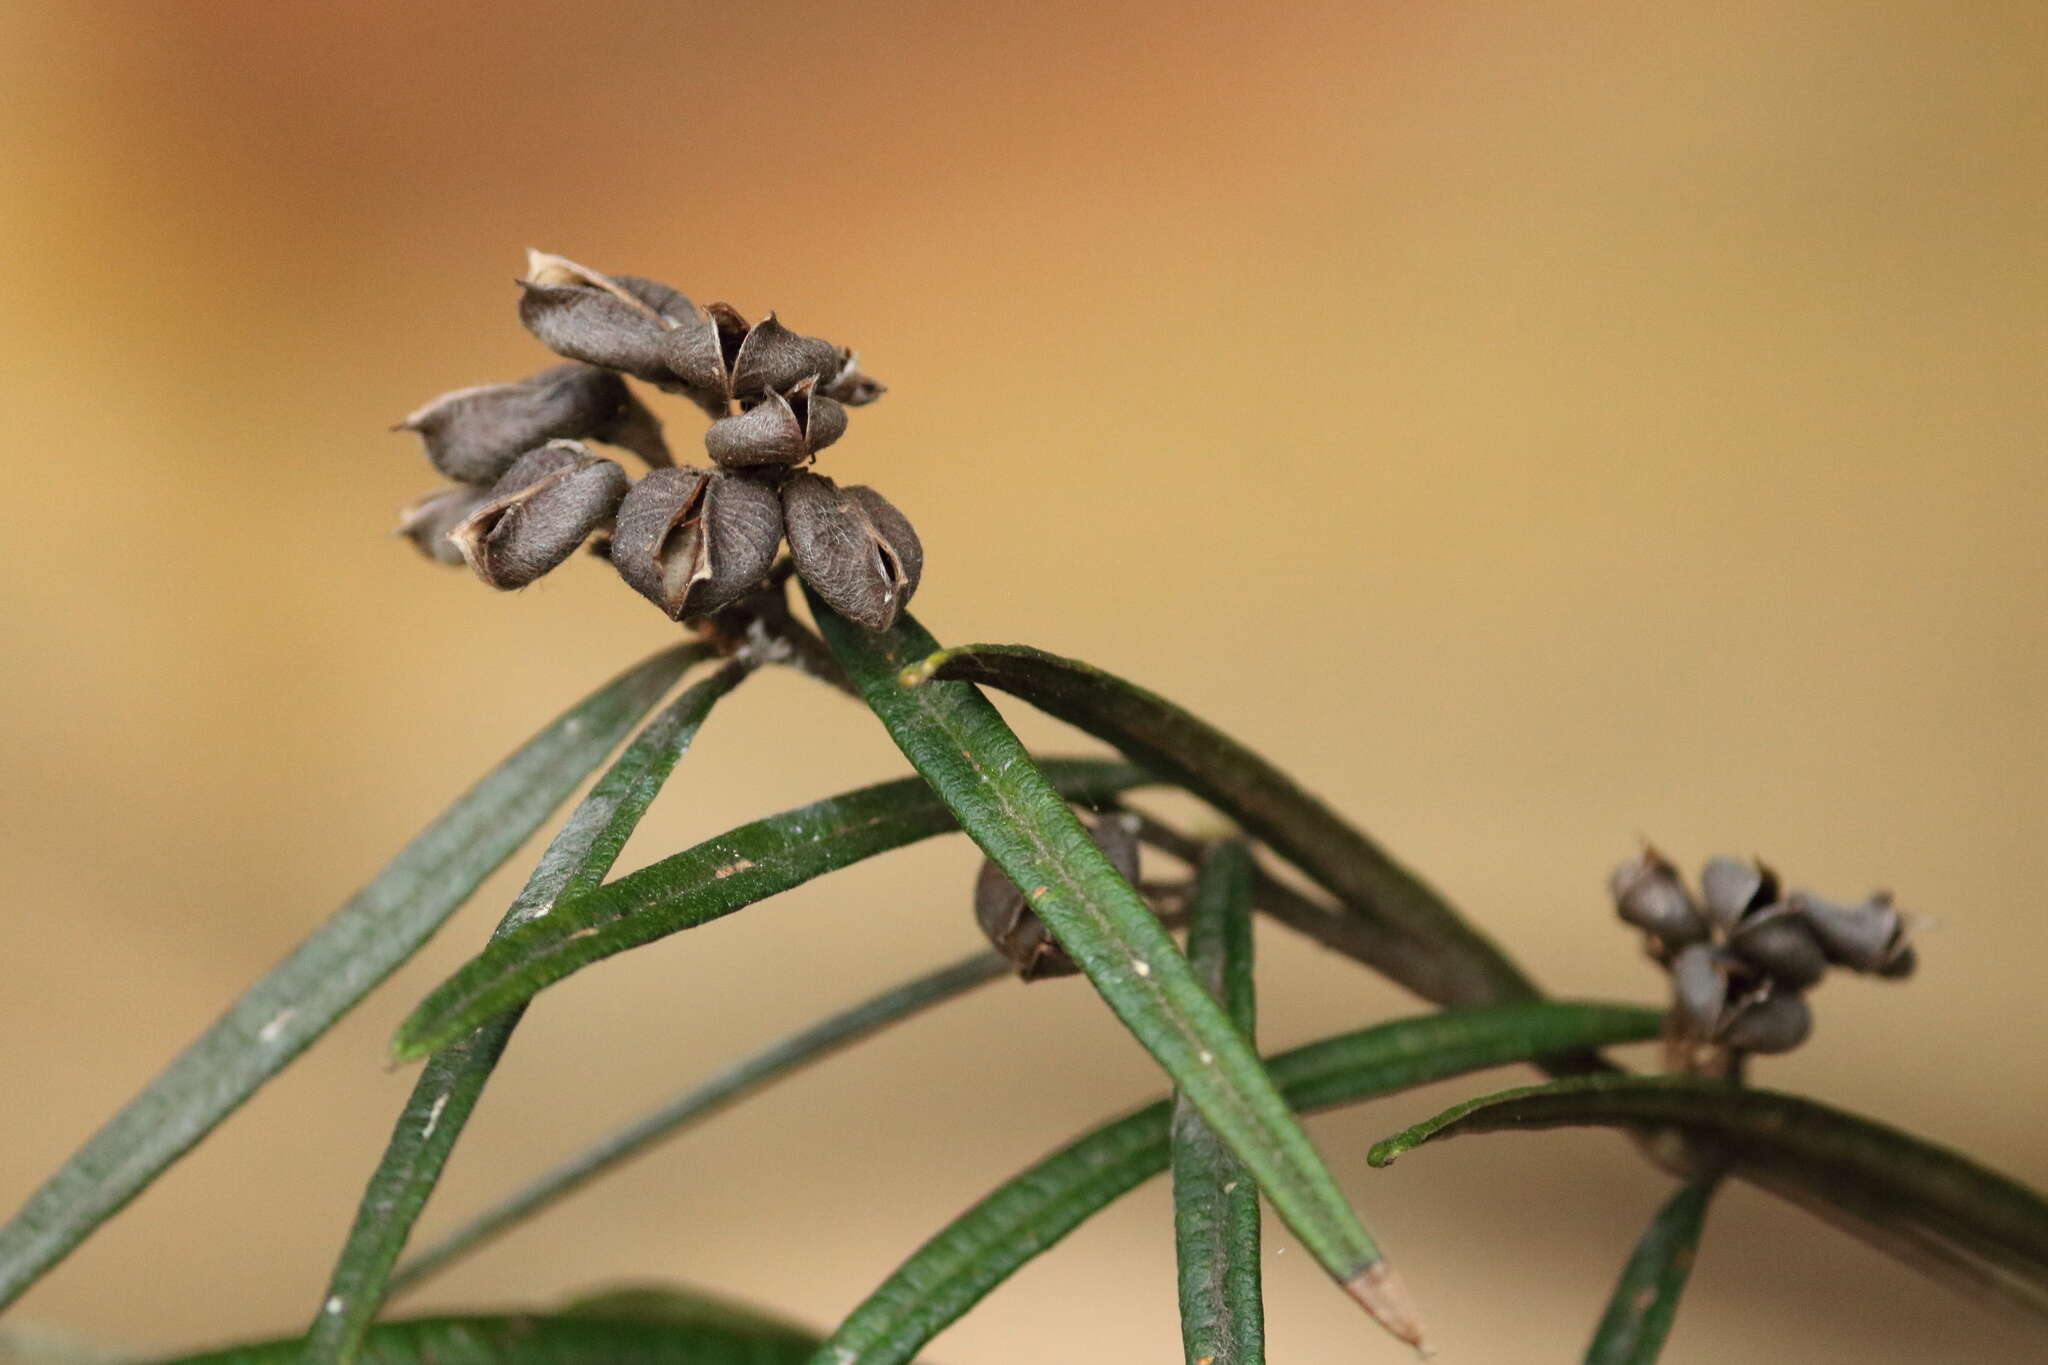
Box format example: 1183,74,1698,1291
1345,1259,1429,1350
895,649,950,689
1366,1139,1402,1167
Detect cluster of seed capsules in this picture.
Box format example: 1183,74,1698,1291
1611,848,1918,1057
395,251,921,631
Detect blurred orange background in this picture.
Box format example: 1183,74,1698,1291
2,2,2043,1360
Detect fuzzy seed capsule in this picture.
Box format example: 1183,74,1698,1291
782,472,923,631
1610,848,1708,948
1725,904,1828,989
975,812,1140,980
822,353,886,406
703,378,848,468
660,303,852,417
517,251,693,384
1794,890,1913,975
397,486,491,565
1719,990,1812,1054
1668,942,1729,1041
730,314,846,399
451,441,630,589
397,363,670,485
610,466,784,620
1699,856,1778,933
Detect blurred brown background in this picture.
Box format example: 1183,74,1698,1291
2,1,2043,1359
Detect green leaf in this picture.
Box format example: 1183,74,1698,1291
807,1001,1664,1365
1584,1176,1719,1365
555,1283,823,1342
303,661,750,1363
0,1326,130,1365
903,642,1536,1008
1170,840,1264,1365
391,760,1151,1060
1367,1075,2048,1318
388,950,1007,1296
811,601,1423,1344
141,1302,819,1365
0,644,701,1312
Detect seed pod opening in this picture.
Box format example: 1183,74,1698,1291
782,472,923,632
975,811,1140,980
450,441,630,590
658,301,754,419
1719,989,1812,1054
1610,847,1708,948
610,466,784,620
1726,905,1828,989
1700,856,1778,933
517,251,686,383
397,486,491,566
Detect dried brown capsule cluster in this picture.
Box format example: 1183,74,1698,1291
393,251,921,629
1612,848,1918,1058
975,811,1141,980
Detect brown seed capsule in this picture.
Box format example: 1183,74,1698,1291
517,251,691,384
1699,856,1778,933
658,301,753,418
610,466,784,620
703,378,848,468
975,812,1140,980
451,441,630,589
1726,904,1828,989
1719,989,1812,1054
822,352,887,406
1668,942,1729,1041
1610,847,1708,948
782,472,923,631
730,314,846,398
1794,891,1909,974
396,363,670,485
396,486,491,566
660,304,848,416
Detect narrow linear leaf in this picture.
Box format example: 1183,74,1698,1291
904,642,1535,1008
1171,840,1264,1365
1367,1075,2048,1318
388,950,1008,1296
304,660,750,1363
1584,1176,1719,1365
811,602,1424,1344
0,1326,129,1365
144,1304,818,1365
0,644,699,1311
392,760,1151,1060
808,1001,1664,1365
